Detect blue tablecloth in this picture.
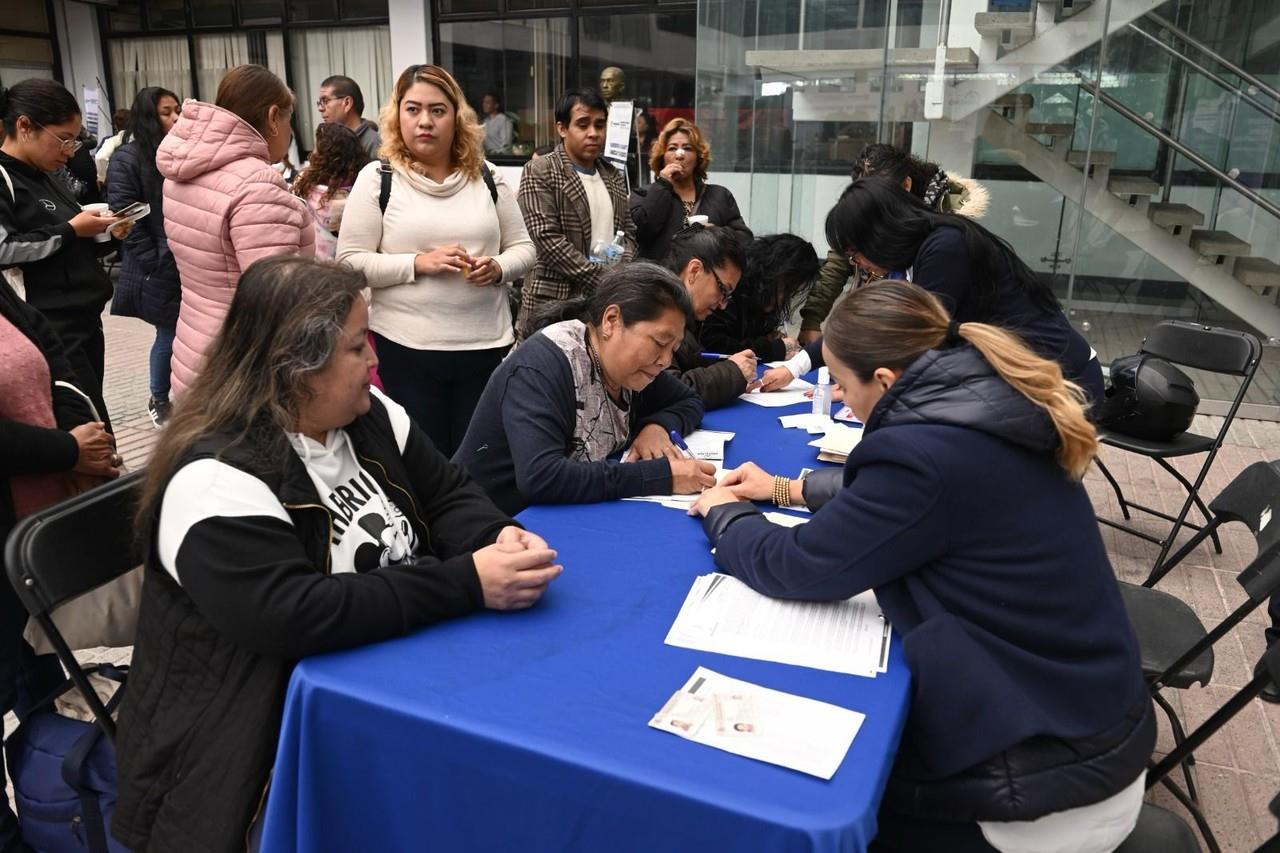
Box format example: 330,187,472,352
260,395,911,852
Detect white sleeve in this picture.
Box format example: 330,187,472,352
370,386,412,454
782,349,812,377
157,459,292,586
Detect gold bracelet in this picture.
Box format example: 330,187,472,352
773,476,793,508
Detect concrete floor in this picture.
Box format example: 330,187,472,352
5,309,1279,851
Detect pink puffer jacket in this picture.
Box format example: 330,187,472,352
158,100,315,394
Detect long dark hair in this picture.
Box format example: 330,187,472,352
293,123,371,203
825,176,1059,317
123,87,179,208
851,143,944,206
662,224,746,280
739,234,820,323
530,262,693,335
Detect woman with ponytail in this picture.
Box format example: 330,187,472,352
690,280,1151,852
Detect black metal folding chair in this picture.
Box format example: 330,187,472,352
1094,320,1262,582
4,471,144,741
1116,642,1280,853
1118,461,1280,806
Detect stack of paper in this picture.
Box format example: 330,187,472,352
808,424,863,463
649,667,865,779
666,574,891,678
739,377,813,408
682,429,735,469
833,406,862,424
778,413,833,434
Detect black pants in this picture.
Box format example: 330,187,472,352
372,334,507,458
43,310,111,433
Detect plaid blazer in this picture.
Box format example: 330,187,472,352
516,145,636,322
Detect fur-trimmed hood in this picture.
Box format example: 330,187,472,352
944,174,990,219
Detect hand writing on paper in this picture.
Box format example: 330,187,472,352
728,350,759,390
670,457,718,494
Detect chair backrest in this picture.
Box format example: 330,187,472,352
5,470,144,620
1141,320,1261,377
1210,460,1280,558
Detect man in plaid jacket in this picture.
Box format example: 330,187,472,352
516,88,636,338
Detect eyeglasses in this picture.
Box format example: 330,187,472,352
710,268,735,306
33,121,81,154
315,95,343,109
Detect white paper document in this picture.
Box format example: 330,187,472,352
623,468,732,509
779,413,834,434
683,429,735,467
739,377,814,408
604,100,634,167
807,424,863,458
649,667,865,779
665,574,891,677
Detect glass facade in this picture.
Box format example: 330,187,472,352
101,0,390,155
695,0,1280,409
0,0,57,86
436,2,696,164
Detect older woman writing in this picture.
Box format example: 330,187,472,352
454,263,716,516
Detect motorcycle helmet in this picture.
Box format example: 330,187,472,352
1097,354,1199,441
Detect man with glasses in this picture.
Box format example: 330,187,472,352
317,75,380,158
660,224,758,409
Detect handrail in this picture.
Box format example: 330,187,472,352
1076,77,1280,223
1125,22,1280,125
1143,11,1280,104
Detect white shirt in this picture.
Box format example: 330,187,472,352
482,113,513,154
576,168,616,252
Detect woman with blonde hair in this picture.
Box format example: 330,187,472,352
338,64,535,456
158,64,315,396
629,117,751,261
690,280,1152,853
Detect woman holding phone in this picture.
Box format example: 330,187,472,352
0,78,127,429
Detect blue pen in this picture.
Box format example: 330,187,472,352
669,430,696,459
699,352,732,360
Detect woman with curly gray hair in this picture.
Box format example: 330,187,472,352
113,255,560,852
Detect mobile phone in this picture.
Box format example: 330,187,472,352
111,201,150,221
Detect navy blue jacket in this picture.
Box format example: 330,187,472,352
803,227,1103,403
107,141,181,327
453,331,704,516
703,345,1149,817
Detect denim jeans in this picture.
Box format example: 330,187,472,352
150,324,176,401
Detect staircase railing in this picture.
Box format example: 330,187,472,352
1076,77,1280,223
1142,11,1280,104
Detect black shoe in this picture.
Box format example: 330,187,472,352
147,397,171,428
1256,659,1280,703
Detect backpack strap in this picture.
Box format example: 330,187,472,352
0,163,14,204
481,164,498,205
378,158,393,215
481,165,496,206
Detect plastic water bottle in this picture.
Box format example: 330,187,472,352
604,230,626,265
811,366,832,417
589,239,609,265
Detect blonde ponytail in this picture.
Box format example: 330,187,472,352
953,322,1097,479
825,280,1097,479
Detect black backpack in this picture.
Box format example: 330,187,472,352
1097,354,1199,441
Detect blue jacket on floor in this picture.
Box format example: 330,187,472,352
703,344,1150,819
